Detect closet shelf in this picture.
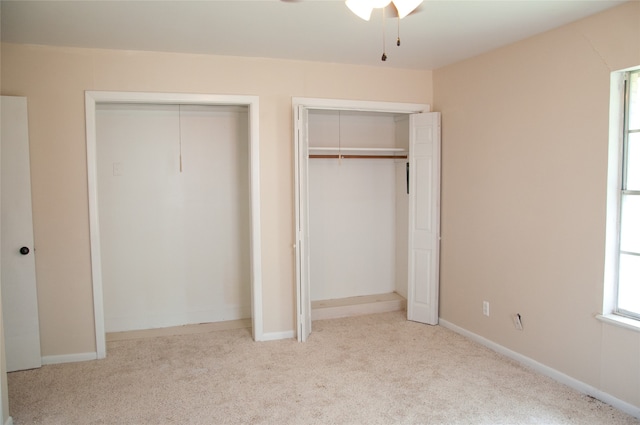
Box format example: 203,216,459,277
309,147,408,159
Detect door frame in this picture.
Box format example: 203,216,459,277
292,97,430,341
85,91,263,358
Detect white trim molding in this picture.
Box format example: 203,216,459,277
439,318,640,420
292,97,430,114
597,314,640,333
41,352,98,365
5,416,13,425
84,91,264,355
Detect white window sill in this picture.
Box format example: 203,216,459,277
596,314,640,333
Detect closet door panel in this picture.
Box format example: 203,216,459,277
96,104,250,333
295,106,312,341
412,250,432,305
408,112,440,325
179,106,250,316
415,156,434,232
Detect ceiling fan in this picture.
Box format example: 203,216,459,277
345,0,423,21
345,0,424,61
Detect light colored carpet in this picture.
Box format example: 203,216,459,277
8,311,640,424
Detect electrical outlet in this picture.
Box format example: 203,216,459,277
513,314,523,330
483,301,490,317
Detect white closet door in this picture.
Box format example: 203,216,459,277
407,112,441,325
1,96,42,371
96,104,251,332
295,106,312,342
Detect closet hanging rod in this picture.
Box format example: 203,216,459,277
309,154,407,159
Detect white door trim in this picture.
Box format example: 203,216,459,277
292,97,430,114
292,97,430,341
85,91,263,358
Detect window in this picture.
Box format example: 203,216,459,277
616,70,640,320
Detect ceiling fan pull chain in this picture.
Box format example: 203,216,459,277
397,15,401,46
178,104,183,173
338,111,342,165
381,8,387,61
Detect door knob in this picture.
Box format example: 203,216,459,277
19,247,29,255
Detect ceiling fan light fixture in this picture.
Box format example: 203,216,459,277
345,0,422,20
393,0,423,19
346,0,373,21
345,0,423,62
371,0,393,7
346,0,392,21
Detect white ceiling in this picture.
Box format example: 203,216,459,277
0,0,627,70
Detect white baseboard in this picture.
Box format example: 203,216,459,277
41,352,98,365
5,416,13,425
439,318,640,420
259,330,295,341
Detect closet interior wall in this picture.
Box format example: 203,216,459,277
96,103,251,333
308,110,409,303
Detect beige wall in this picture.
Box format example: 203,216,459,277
434,2,640,408
0,44,432,356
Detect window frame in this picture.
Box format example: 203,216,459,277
600,68,640,331
616,69,640,320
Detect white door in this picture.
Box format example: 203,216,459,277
1,96,42,371
295,106,312,342
407,112,441,325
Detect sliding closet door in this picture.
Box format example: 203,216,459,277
96,104,250,332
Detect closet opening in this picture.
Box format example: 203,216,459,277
294,98,441,342
86,92,263,359
308,110,411,320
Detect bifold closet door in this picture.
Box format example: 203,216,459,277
96,104,251,333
